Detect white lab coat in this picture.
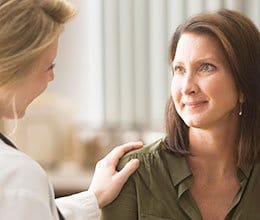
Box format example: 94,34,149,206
0,139,100,220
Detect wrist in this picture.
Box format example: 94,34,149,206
89,187,105,208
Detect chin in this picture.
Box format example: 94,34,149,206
185,121,202,128
182,116,208,129
17,112,26,119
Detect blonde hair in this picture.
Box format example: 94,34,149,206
0,0,76,88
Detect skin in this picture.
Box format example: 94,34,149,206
2,39,143,208
171,33,243,219
172,33,242,130
3,40,58,119
89,142,142,208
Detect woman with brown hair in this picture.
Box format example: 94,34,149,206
101,9,260,220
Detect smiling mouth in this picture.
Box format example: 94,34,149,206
184,101,208,109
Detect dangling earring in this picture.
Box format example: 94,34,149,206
238,103,243,116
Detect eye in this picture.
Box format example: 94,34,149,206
199,63,216,72
46,63,56,71
173,65,185,75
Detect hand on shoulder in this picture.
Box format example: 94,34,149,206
88,141,143,208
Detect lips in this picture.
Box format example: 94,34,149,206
183,100,208,109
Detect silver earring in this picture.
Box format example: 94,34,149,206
238,103,243,116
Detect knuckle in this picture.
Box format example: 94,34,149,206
95,159,103,168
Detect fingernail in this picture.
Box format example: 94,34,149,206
130,159,140,165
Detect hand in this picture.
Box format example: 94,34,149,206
88,141,143,208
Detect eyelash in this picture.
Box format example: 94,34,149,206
173,65,185,74
172,63,217,75
199,63,216,72
48,63,56,71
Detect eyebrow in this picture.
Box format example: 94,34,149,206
172,57,223,65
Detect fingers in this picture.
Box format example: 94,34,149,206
116,158,140,184
105,141,143,166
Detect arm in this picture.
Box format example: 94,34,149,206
56,142,142,220
56,191,99,220
89,141,142,208
0,190,58,220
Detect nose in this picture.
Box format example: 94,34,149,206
181,72,199,95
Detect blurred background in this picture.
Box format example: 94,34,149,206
1,0,259,197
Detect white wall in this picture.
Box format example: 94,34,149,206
47,0,104,128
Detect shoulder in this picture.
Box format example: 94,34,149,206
117,138,167,170
0,141,51,199
252,160,260,176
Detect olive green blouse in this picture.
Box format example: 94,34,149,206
101,139,260,220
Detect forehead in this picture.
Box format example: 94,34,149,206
173,32,225,63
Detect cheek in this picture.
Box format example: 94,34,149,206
170,78,184,118
49,70,55,81
23,77,49,105
210,78,238,102
219,86,238,108
203,79,239,117
171,78,181,103
36,75,51,92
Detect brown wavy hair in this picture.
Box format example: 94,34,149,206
164,9,260,167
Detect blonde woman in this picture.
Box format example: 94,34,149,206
0,0,143,219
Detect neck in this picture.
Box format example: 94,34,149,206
188,117,240,177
